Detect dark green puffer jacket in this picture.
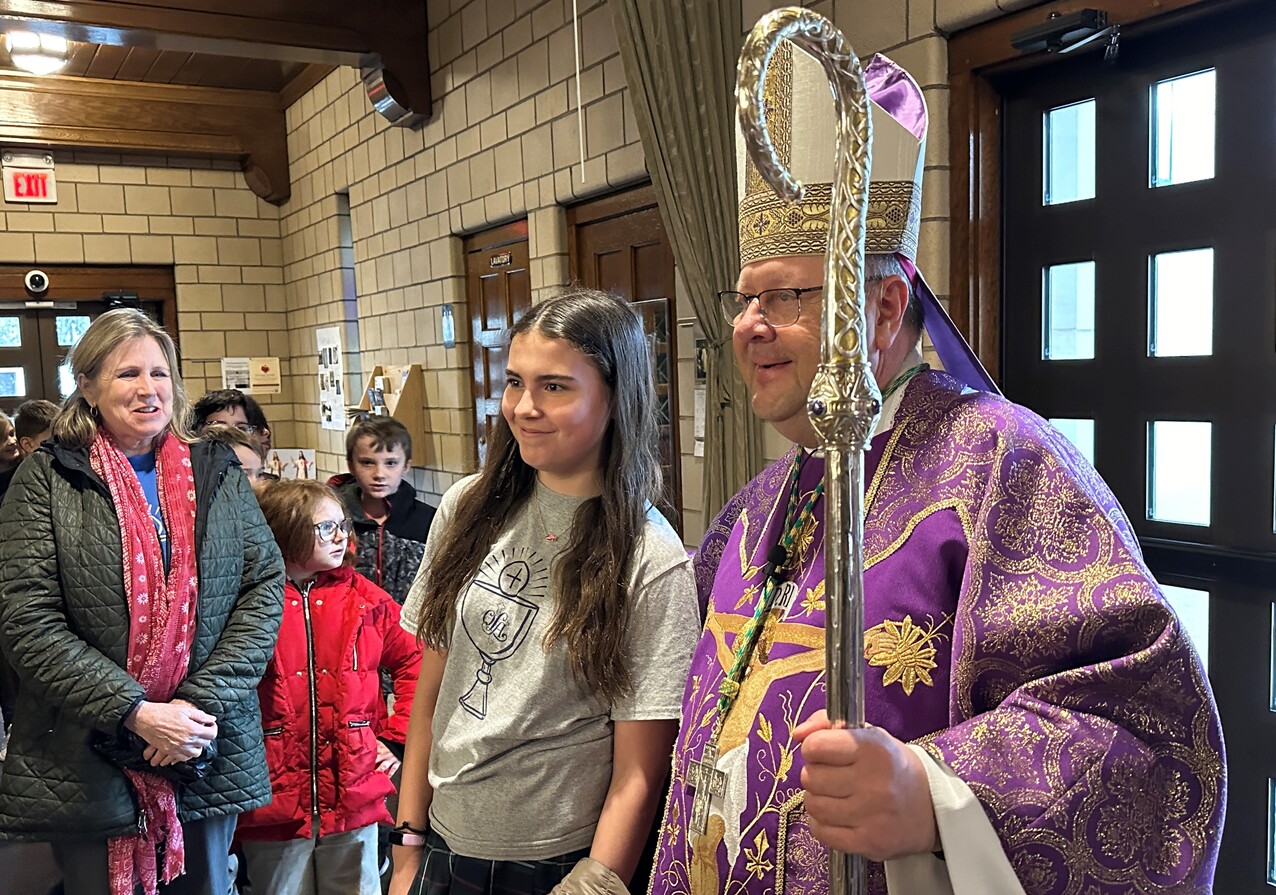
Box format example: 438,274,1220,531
0,438,284,841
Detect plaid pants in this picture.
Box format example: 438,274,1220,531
412,830,591,895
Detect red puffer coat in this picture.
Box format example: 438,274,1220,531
236,565,421,841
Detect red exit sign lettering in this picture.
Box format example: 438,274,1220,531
3,168,57,204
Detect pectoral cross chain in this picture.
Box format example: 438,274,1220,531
686,742,726,836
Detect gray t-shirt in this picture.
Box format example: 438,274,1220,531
401,476,700,860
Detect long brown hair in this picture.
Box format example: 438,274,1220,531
414,287,661,703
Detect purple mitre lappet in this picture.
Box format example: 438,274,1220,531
648,41,1224,895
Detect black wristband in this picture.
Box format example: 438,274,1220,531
388,822,428,848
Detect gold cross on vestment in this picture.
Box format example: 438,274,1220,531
686,742,726,836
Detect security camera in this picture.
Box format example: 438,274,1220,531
24,269,49,295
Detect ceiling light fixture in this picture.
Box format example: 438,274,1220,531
4,30,70,76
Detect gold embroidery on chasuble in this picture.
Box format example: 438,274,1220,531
708,612,825,752
776,792,827,895
1096,758,1192,876
689,814,725,895
863,614,950,696
742,829,774,880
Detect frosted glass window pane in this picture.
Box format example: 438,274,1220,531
1269,778,1276,883
58,363,75,398
1043,261,1096,360
1148,421,1211,526
1161,584,1208,670
1270,604,1276,712
1044,99,1096,205
1049,418,1095,466
1150,249,1213,357
0,367,26,397
55,315,91,347
0,317,19,348
1152,70,1215,187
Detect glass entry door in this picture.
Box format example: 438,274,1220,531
0,303,158,416
999,4,1276,889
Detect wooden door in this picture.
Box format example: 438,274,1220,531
464,221,531,468
0,265,174,417
0,313,40,416
1000,7,1276,887
569,184,682,532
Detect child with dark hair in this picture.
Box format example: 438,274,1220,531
237,479,421,895
13,399,58,459
192,388,272,455
388,289,699,895
328,416,436,605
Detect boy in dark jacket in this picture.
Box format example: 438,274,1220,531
328,417,436,605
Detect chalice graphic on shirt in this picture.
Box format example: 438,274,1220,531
459,547,548,719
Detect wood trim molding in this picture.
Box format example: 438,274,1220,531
947,0,1227,386
0,263,179,349
949,0,1251,75
461,219,530,254
947,69,1002,383
0,264,176,303
566,182,658,228
0,0,431,118
0,71,289,204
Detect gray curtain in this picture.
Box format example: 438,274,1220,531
610,0,765,527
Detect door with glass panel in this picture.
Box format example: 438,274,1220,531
1001,5,1275,890
0,303,166,418
0,308,96,416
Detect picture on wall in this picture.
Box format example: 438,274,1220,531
266,449,316,481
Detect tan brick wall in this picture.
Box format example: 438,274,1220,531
283,0,648,497
0,150,294,445
279,0,991,533
0,0,1010,537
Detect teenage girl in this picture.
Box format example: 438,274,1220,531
388,289,700,895
237,479,422,895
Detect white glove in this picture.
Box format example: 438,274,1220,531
548,857,628,895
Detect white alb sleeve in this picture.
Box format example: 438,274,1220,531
881,745,1027,895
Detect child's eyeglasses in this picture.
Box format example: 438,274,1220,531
313,518,354,543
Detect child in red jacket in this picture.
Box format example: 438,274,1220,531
237,479,422,895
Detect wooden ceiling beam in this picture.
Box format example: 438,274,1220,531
0,70,290,203
0,0,430,116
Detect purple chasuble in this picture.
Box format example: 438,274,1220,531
649,371,1224,895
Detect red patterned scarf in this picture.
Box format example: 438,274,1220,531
90,431,199,895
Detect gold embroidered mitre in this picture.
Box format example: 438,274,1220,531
736,44,927,265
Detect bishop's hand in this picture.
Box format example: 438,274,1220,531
794,710,939,862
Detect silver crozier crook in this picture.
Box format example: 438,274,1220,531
737,9,879,895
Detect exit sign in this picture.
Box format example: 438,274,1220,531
3,167,57,204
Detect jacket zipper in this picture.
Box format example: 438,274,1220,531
376,521,385,587
300,580,320,825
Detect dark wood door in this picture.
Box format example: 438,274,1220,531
1000,5,1276,888
464,221,531,468
0,266,175,417
0,303,162,416
569,184,682,533
0,313,42,416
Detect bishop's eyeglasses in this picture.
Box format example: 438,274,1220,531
717,286,824,328
314,518,354,543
